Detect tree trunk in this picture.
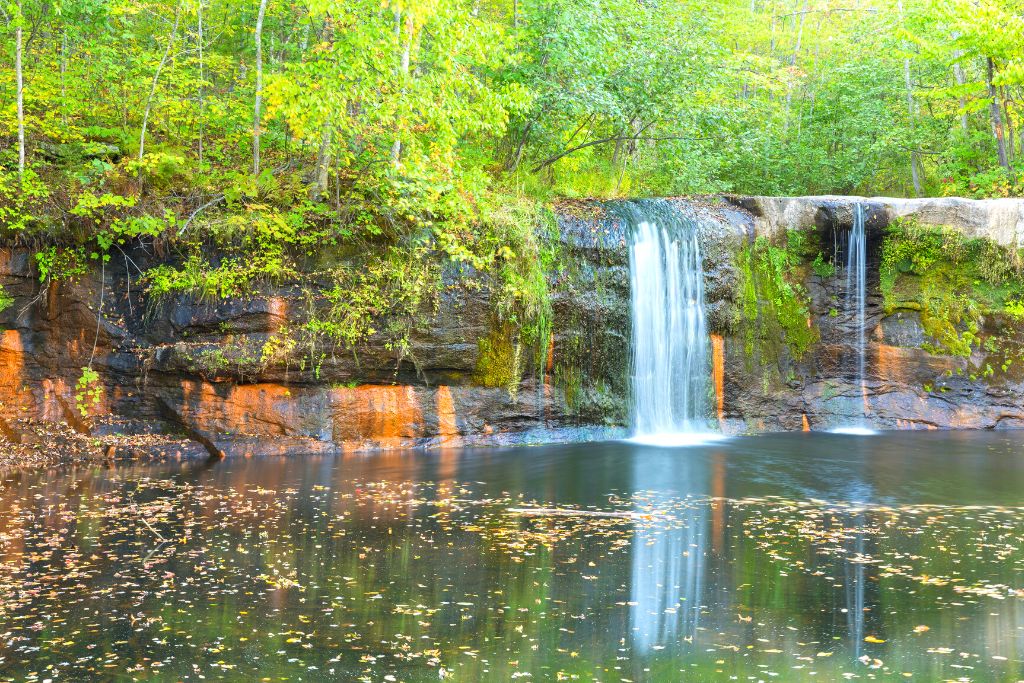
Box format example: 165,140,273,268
951,46,969,134
139,4,182,163
314,125,332,196
391,10,412,166
1002,87,1014,162
15,0,25,179
253,0,270,175
783,0,808,133
898,0,921,195
60,30,68,127
987,57,1011,176
198,0,205,164
904,54,921,195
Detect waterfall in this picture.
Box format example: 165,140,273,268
623,201,720,445
848,204,867,399
833,203,874,435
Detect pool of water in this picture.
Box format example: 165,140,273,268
0,431,1022,681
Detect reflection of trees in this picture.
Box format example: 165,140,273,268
0,454,1022,680
629,454,710,652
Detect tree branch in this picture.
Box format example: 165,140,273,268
530,134,707,173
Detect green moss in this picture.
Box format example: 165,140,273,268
785,227,822,260
179,343,265,379
736,236,820,364
474,325,522,397
880,218,1024,357
811,252,835,278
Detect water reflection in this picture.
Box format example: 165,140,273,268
0,432,1020,680
630,453,710,651
843,517,868,658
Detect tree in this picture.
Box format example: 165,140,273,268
14,0,24,178
139,3,183,162
254,0,269,175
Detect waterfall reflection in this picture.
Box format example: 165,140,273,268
629,453,711,651
843,517,867,658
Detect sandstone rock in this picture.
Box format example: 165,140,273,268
2,194,1024,454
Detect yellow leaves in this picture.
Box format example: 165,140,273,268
864,635,886,643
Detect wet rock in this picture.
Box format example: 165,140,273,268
3,195,1024,456
744,195,1024,247
879,311,927,348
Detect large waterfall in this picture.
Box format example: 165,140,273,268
623,201,719,445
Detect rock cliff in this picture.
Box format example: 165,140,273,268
1,195,1022,455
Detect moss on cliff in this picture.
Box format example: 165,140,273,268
880,219,1024,357
543,205,630,424
736,236,820,364
474,325,523,397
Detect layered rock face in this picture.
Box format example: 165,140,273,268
0,209,631,455
722,196,1024,431
1,195,1023,454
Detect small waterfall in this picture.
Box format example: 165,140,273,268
833,203,874,435
623,201,720,445
848,204,867,398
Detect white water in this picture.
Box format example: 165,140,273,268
831,203,876,435
625,202,721,446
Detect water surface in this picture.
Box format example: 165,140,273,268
1,431,1022,681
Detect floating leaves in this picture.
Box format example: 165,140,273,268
0,470,1019,681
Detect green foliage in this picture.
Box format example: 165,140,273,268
2,0,1021,258
0,285,12,314
74,367,103,418
145,253,291,301
304,246,439,355
35,247,88,284
0,170,50,233
1006,299,1024,319
811,253,836,279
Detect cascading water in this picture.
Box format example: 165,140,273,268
848,203,867,396
623,201,721,446
832,203,875,435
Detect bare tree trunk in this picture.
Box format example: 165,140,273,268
783,0,808,133
139,4,182,163
15,0,25,179
898,0,921,195
904,51,921,195
988,57,1011,176
504,118,534,172
313,125,332,196
60,30,68,127
951,45,969,133
253,0,269,175
390,10,412,166
1002,87,1014,162
198,0,205,164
